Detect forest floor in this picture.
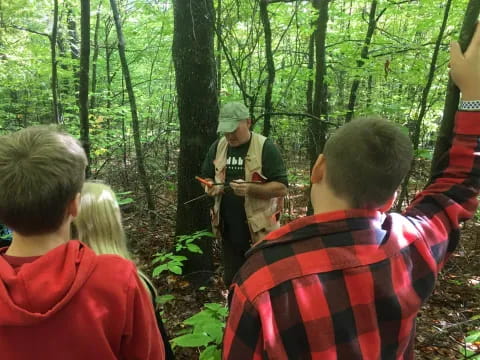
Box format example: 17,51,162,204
126,182,480,360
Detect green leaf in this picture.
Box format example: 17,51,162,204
171,255,188,262
117,197,134,205
187,244,203,254
204,303,228,318
171,333,212,348
204,303,224,313
465,330,480,344
199,345,221,360
115,191,134,205
167,264,183,275
183,311,214,327
156,294,175,305
152,253,170,265
202,324,223,344
152,264,168,278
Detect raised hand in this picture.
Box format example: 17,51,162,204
450,22,480,100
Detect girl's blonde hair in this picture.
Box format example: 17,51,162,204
75,182,131,259
75,181,157,298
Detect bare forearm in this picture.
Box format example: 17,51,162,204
247,181,287,199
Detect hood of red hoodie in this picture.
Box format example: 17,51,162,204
0,240,96,326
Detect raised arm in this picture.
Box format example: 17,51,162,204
404,23,480,269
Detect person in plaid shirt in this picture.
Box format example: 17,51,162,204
223,24,480,360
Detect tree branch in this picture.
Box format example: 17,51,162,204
387,0,417,5
9,24,50,38
256,111,338,127
266,0,299,3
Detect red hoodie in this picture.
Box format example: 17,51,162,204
0,240,165,360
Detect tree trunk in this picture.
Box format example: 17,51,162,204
79,0,91,177
306,30,315,115
260,0,275,137
216,0,222,98
412,0,452,151
67,6,80,99
396,0,452,211
306,0,329,216
308,0,329,167
105,20,113,112
366,75,373,109
50,0,60,124
67,8,80,60
345,0,383,122
109,0,156,214
430,0,480,177
90,6,101,110
173,0,218,285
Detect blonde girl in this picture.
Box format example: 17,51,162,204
74,181,174,359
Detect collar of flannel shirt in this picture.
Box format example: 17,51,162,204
250,208,385,255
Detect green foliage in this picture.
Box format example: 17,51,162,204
151,230,214,277
176,230,214,254
0,233,12,241
171,303,228,360
0,0,472,178
461,326,480,359
415,149,433,161
150,230,224,359
156,294,175,305
152,253,187,276
115,191,134,206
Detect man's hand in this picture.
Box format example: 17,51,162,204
204,178,224,197
230,179,249,197
450,22,480,100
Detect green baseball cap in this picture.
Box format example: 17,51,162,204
217,102,249,133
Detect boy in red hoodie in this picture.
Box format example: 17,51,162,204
223,25,480,359
0,126,165,359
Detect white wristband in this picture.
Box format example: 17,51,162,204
459,100,480,111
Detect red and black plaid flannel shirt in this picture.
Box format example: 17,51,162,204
223,111,480,360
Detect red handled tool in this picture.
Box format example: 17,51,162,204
184,176,265,205
195,176,224,188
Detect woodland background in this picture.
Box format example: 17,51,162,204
0,0,479,358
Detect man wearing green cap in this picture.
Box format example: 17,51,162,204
201,101,288,287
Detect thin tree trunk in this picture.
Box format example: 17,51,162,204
51,0,60,124
366,75,373,109
109,0,155,214
122,97,129,186
306,30,315,115
216,0,222,97
67,8,80,60
308,0,329,167
260,0,275,137
345,0,384,122
413,0,452,151
105,27,113,112
396,0,452,211
79,0,91,177
430,0,480,177
173,0,218,285
67,6,80,96
90,5,101,110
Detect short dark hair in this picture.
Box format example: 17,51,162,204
323,117,413,208
0,126,87,235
